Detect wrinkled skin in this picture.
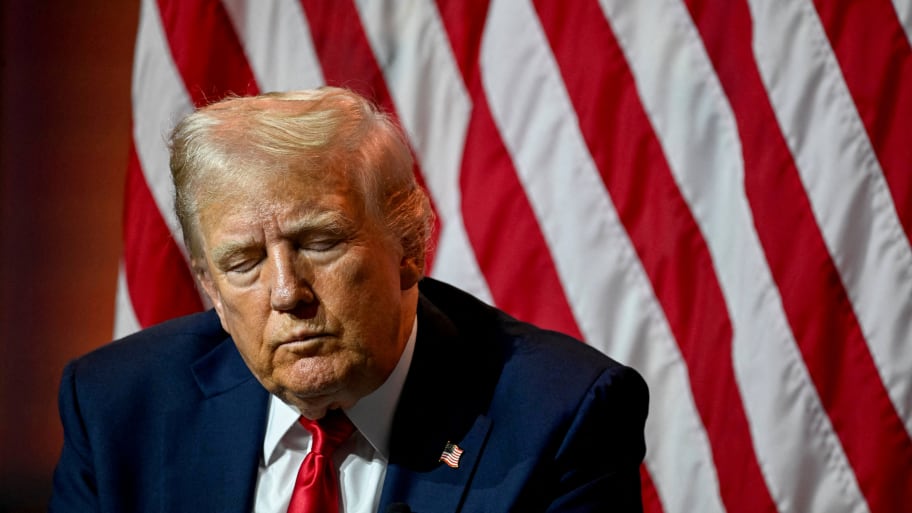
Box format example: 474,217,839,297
193,164,420,420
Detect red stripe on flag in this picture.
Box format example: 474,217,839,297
156,0,259,106
435,0,487,85
297,0,387,102
124,142,203,327
813,0,912,243
126,0,260,327
298,0,441,271
436,0,583,339
534,2,777,511
685,1,912,512
461,95,584,339
639,465,666,513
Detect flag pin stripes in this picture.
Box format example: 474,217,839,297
439,441,464,469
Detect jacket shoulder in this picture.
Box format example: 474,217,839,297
63,310,228,407
400,279,648,511
418,277,631,382
72,310,225,370
417,277,644,430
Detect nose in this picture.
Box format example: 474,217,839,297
269,246,315,312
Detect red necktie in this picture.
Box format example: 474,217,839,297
287,410,356,513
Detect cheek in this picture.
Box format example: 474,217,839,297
342,261,403,339
315,257,372,308
219,291,273,358
324,258,398,317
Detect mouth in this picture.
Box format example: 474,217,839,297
276,332,332,352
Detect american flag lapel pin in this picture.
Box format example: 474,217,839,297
439,441,464,469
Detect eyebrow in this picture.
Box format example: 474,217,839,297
283,210,356,239
209,239,261,268
208,210,357,266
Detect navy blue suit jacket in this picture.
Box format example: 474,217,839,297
50,278,648,512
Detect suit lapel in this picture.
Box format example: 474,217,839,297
381,414,492,513
161,336,269,513
379,285,502,512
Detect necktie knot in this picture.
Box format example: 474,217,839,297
299,409,355,456
287,410,355,513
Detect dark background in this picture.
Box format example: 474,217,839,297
1,1,140,510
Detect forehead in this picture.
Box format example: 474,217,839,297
195,163,365,233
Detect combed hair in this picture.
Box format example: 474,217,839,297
168,87,434,271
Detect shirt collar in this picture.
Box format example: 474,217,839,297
262,317,418,463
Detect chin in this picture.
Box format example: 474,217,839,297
288,393,355,420
278,375,346,408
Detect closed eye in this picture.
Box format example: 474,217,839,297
226,258,262,274
296,225,352,253
285,210,357,255
213,247,265,275
301,237,344,252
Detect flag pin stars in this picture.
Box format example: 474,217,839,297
439,441,464,469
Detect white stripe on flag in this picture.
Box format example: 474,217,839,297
481,2,724,512
354,0,494,304
749,0,912,438
131,0,194,243
113,262,141,338
221,0,324,92
601,1,870,512
892,0,912,46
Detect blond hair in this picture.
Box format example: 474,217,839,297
168,87,433,270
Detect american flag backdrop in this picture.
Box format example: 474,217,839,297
117,1,912,512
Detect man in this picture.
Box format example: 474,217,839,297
50,88,648,512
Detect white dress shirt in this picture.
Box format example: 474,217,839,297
253,319,417,513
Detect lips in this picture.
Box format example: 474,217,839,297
272,328,334,349
270,323,336,352
272,337,327,359
279,332,325,344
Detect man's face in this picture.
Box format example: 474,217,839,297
194,163,421,419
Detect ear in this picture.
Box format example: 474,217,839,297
399,255,422,291
193,258,228,329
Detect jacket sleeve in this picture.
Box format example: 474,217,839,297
49,360,101,513
546,364,649,513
